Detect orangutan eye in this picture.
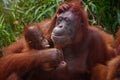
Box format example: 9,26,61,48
57,17,63,23
65,17,70,22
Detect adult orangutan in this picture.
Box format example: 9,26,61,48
0,22,66,80
49,2,115,80
1,1,116,80
3,1,115,57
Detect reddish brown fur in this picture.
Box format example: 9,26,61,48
115,27,120,55
90,26,116,58
90,26,115,48
91,64,107,80
3,22,52,56
37,19,52,41
92,56,120,80
50,2,115,80
0,48,64,80
7,73,21,80
3,37,26,56
1,22,66,80
92,26,120,80
107,56,120,80
24,23,50,50
1,1,116,80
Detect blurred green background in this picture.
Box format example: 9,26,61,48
0,0,120,53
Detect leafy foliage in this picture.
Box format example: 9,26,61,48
0,0,120,49
83,0,120,34
0,0,62,48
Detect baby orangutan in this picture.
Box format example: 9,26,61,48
3,23,50,56
0,23,66,80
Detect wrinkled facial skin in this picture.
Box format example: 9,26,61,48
51,11,76,47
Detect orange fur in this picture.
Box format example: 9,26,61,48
2,20,52,56
90,26,115,48
90,26,116,58
1,1,116,80
49,2,116,80
92,56,120,80
115,27,120,55
91,64,107,80
3,36,27,56
0,48,64,80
